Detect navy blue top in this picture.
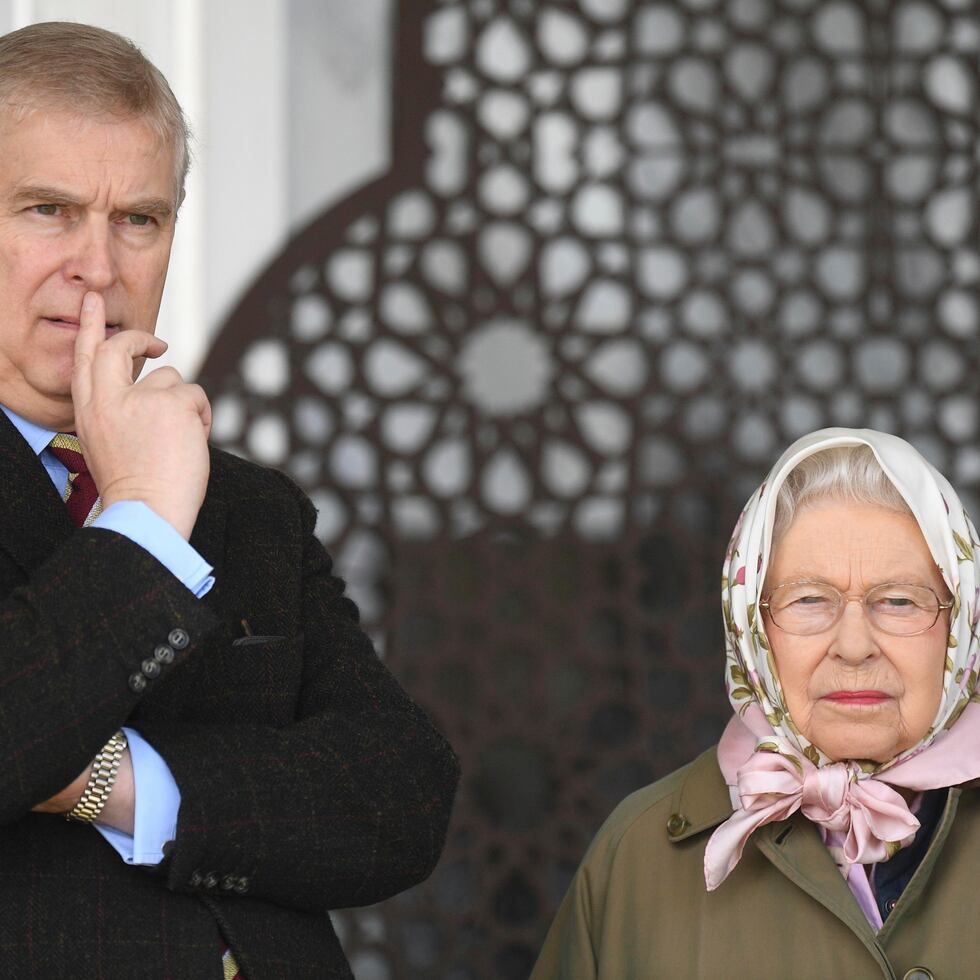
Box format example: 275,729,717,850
872,789,947,921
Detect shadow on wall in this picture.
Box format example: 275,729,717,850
198,0,980,976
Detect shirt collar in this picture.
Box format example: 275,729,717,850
0,405,57,458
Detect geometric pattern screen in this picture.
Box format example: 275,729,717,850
198,1,980,975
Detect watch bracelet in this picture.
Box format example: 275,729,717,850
66,730,128,824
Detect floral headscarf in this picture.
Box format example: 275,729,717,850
706,428,980,912
722,427,980,768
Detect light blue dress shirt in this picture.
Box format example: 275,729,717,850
2,406,213,865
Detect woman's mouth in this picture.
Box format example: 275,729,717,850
822,690,892,705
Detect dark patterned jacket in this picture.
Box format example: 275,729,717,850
0,411,459,978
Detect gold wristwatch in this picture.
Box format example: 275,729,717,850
66,730,128,824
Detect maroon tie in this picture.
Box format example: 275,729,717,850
47,434,102,527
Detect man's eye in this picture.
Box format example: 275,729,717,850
127,213,152,226
33,204,59,216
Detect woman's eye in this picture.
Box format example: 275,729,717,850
794,594,830,606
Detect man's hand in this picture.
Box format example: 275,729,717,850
71,291,211,540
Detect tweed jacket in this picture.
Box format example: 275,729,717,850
531,746,980,979
0,411,459,979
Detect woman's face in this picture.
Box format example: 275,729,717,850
763,501,950,763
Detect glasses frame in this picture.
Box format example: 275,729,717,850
759,580,955,638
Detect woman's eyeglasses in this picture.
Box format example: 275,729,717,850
759,582,954,637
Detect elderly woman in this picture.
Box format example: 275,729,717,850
531,428,980,979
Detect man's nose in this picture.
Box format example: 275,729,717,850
828,599,880,663
63,219,118,291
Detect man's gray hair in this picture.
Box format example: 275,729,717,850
772,445,912,545
0,21,191,200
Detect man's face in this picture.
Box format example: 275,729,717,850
0,107,178,428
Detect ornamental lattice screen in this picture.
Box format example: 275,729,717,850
197,1,980,976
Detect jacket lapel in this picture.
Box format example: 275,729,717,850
0,410,74,576
188,445,229,609
753,819,894,973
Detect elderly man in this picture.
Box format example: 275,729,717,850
0,20,458,979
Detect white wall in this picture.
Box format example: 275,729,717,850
287,0,390,234
0,0,390,377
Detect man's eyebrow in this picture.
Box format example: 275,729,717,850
9,184,82,208
121,197,174,219
8,184,174,219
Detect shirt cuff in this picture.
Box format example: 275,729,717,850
95,727,181,867
92,501,214,597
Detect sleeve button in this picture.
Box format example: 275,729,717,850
202,872,219,890
128,673,148,694
153,644,175,664
221,875,237,891
168,629,190,650
189,869,203,887
234,876,250,894
141,659,161,679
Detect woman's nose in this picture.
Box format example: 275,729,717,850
828,599,880,663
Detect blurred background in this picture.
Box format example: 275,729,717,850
3,1,978,977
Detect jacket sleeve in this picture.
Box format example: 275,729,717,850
0,529,220,824
135,473,461,913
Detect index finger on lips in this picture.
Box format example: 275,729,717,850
71,291,106,405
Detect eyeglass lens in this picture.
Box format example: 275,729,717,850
766,583,942,636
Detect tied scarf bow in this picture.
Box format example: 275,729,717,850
704,742,920,891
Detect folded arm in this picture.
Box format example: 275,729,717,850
136,473,461,912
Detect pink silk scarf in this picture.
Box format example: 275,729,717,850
705,429,980,926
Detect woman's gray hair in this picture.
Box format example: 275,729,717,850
772,445,913,545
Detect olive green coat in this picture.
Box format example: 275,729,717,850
531,746,979,980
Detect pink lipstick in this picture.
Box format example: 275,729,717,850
823,691,890,705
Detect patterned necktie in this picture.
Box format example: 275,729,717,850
47,433,103,527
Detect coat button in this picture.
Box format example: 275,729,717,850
666,813,690,838
141,659,161,679
128,673,147,694
153,644,175,664
189,869,203,887
234,876,250,894
886,898,898,913
202,872,219,890
168,629,190,650
903,970,933,980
